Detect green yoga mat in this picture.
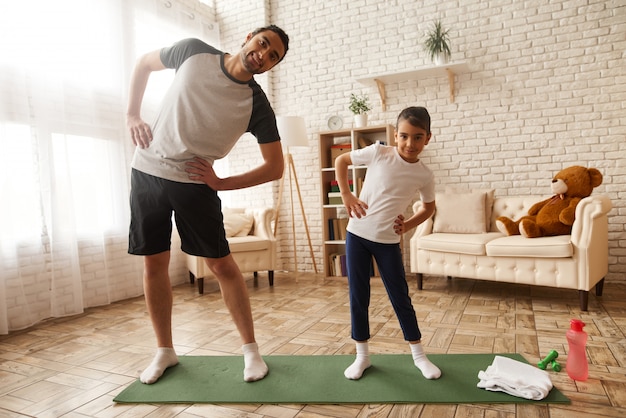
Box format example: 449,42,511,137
114,353,570,405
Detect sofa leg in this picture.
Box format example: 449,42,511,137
579,290,589,311
198,277,204,295
189,271,195,285
269,271,274,286
417,273,423,290
596,278,605,296
253,271,259,286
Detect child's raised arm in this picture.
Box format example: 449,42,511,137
335,153,368,218
405,200,436,231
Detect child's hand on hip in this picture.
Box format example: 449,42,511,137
342,193,368,218
393,214,405,235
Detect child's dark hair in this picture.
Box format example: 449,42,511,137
245,25,290,62
396,106,431,134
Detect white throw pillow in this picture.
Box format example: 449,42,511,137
433,192,487,233
223,209,254,238
446,187,495,230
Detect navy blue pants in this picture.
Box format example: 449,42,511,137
346,232,422,342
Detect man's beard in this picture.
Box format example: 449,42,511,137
240,49,262,74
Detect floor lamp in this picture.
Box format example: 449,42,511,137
275,116,318,274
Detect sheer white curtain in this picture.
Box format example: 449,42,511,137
0,0,219,334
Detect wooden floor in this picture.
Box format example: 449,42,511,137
1,272,625,418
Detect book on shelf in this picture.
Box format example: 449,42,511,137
328,252,347,277
328,217,348,241
328,253,380,277
337,217,348,240
328,254,376,278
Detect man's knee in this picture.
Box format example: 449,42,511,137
144,251,170,276
205,255,240,279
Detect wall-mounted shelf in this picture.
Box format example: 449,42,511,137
356,61,469,110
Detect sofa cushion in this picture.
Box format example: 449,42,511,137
486,235,573,258
446,187,495,231
227,235,269,252
417,232,503,256
223,208,254,237
433,192,488,233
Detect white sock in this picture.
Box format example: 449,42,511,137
410,343,441,379
140,347,178,384
344,342,371,380
242,342,268,382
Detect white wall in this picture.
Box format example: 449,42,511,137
218,0,626,281
2,0,621,334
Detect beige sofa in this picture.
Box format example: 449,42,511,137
186,207,276,294
409,192,612,311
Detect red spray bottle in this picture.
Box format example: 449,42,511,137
566,319,588,381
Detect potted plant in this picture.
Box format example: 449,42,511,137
348,93,372,128
423,19,451,65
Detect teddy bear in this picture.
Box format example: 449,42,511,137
495,165,603,238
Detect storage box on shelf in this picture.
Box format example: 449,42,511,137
319,125,394,277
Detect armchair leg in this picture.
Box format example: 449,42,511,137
579,290,589,311
198,277,204,295
189,271,195,284
596,278,605,296
417,273,423,290
269,271,274,286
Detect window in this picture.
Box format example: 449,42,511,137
0,0,222,241
0,124,42,241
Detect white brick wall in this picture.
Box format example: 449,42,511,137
216,0,625,280
2,0,621,333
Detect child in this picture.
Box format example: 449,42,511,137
335,106,441,380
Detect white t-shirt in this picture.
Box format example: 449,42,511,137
347,143,435,244
131,38,279,183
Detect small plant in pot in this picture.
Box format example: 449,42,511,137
348,93,372,128
423,19,451,65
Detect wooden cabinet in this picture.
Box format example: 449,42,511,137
319,124,395,277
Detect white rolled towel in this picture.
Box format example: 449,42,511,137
477,355,553,400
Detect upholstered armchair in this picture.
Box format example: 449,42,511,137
186,207,276,294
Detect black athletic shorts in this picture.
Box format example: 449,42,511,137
128,168,230,258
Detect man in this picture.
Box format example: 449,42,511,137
126,25,289,384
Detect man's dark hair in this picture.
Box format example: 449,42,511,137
246,25,290,62
397,106,431,134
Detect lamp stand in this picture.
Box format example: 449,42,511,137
274,149,318,274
